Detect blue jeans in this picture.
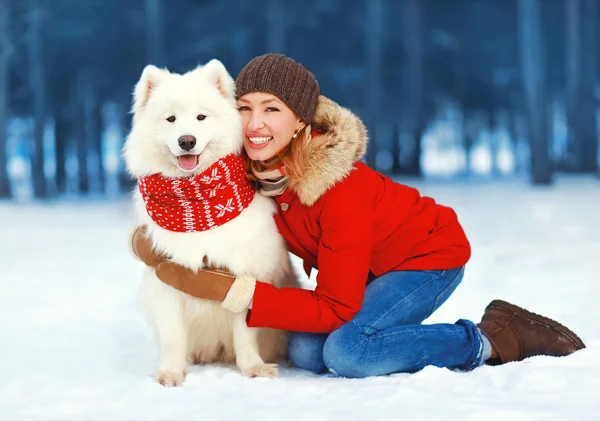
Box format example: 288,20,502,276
288,267,487,378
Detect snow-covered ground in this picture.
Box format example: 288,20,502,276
1,176,599,421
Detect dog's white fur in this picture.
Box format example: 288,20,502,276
123,60,298,386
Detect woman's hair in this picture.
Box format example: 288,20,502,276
237,55,319,186
245,125,310,187
236,54,319,125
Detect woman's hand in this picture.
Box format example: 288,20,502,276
130,225,167,267
155,262,235,302
155,262,255,313
129,225,255,312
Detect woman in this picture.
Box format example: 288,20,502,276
131,54,585,378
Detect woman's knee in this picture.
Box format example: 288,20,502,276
323,322,424,377
288,332,328,373
322,323,373,378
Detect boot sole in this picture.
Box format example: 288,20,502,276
488,300,586,350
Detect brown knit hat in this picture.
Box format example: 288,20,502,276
235,54,320,124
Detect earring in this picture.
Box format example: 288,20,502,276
292,131,298,139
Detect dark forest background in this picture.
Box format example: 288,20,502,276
0,0,598,200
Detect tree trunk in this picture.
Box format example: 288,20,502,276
486,108,500,176
0,0,11,198
565,0,597,173
565,0,580,171
365,0,383,169
82,76,104,193
53,108,68,194
27,0,47,197
75,73,89,194
54,79,78,195
94,98,105,193
579,0,598,173
508,110,524,174
461,111,478,176
231,29,249,75
399,0,424,176
518,0,552,185
391,123,401,173
119,101,135,192
145,0,163,65
267,0,285,53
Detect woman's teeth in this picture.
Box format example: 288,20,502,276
249,136,272,144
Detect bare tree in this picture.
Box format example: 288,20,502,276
27,0,48,197
73,72,89,194
0,0,11,198
53,84,73,194
565,0,580,171
579,0,597,173
399,0,425,176
365,0,383,169
461,111,483,176
145,0,163,65
518,0,552,185
81,71,104,193
267,0,285,53
565,0,597,173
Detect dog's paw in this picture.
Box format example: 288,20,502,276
241,363,279,378
154,368,186,387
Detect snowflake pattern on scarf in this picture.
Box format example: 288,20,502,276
138,154,255,232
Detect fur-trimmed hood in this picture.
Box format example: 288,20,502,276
290,95,368,206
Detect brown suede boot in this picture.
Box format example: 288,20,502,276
478,300,586,365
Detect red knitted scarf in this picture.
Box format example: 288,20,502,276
138,154,255,232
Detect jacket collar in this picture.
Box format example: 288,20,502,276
289,95,368,206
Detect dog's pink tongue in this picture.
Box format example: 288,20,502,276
178,155,197,170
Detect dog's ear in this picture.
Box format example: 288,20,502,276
202,59,235,99
132,65,170,113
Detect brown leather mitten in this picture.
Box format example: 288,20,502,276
130,225,168,267
130,226,256,312
155,261,236,303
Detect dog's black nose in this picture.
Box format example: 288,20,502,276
178,135,196,151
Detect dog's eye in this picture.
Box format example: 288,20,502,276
166,116,176,123
197,114,206,121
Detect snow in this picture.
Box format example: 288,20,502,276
1,176,599,420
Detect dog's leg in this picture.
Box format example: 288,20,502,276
233,311,279,377
142,273,189,387
153,298,188,386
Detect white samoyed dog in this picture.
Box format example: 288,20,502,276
123,59,298,386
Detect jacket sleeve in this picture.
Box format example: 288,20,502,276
246,179,373,333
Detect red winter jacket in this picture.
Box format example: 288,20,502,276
246,96,471,334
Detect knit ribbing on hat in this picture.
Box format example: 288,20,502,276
235,54,320,124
